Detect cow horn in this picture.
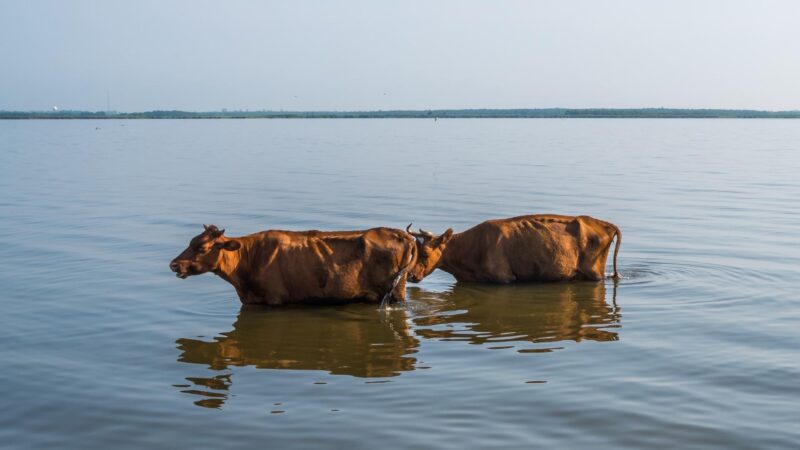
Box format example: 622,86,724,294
406,223,435,239
203,224,224,236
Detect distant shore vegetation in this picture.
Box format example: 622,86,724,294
2,108,800,119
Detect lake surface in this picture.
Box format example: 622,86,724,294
1,119,798,449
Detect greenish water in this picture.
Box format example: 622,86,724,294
1,119,798,449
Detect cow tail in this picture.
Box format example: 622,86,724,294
380,237,416,308
611,225,621,279
403,237,416,272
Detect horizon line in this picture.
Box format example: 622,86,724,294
3,106,800,114
3,107,800,119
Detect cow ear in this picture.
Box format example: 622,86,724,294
215,240,241,251
437,228,454,246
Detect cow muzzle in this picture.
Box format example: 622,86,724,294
170,260,194,279
407,268,424,283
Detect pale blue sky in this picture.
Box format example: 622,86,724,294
2,0,799,111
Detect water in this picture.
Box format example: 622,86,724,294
1,119,798,449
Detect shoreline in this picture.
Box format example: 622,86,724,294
3,108,800,120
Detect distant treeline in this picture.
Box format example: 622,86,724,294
2,108,800,119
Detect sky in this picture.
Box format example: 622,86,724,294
2,0,799,112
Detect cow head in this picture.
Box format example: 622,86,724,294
406,224,454,283
170,224,241,279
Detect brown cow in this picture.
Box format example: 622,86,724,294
411,215,620,284
169,224,453,305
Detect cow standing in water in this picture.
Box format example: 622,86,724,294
170,225,453,305
408,215,620,284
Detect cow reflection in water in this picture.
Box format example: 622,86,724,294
413,281,620,349
175,282,619,408
175,305,418,408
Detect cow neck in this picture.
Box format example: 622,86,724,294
438,231,465,272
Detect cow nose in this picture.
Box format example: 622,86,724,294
170,261,179,272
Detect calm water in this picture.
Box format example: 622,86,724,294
1,119,798,449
